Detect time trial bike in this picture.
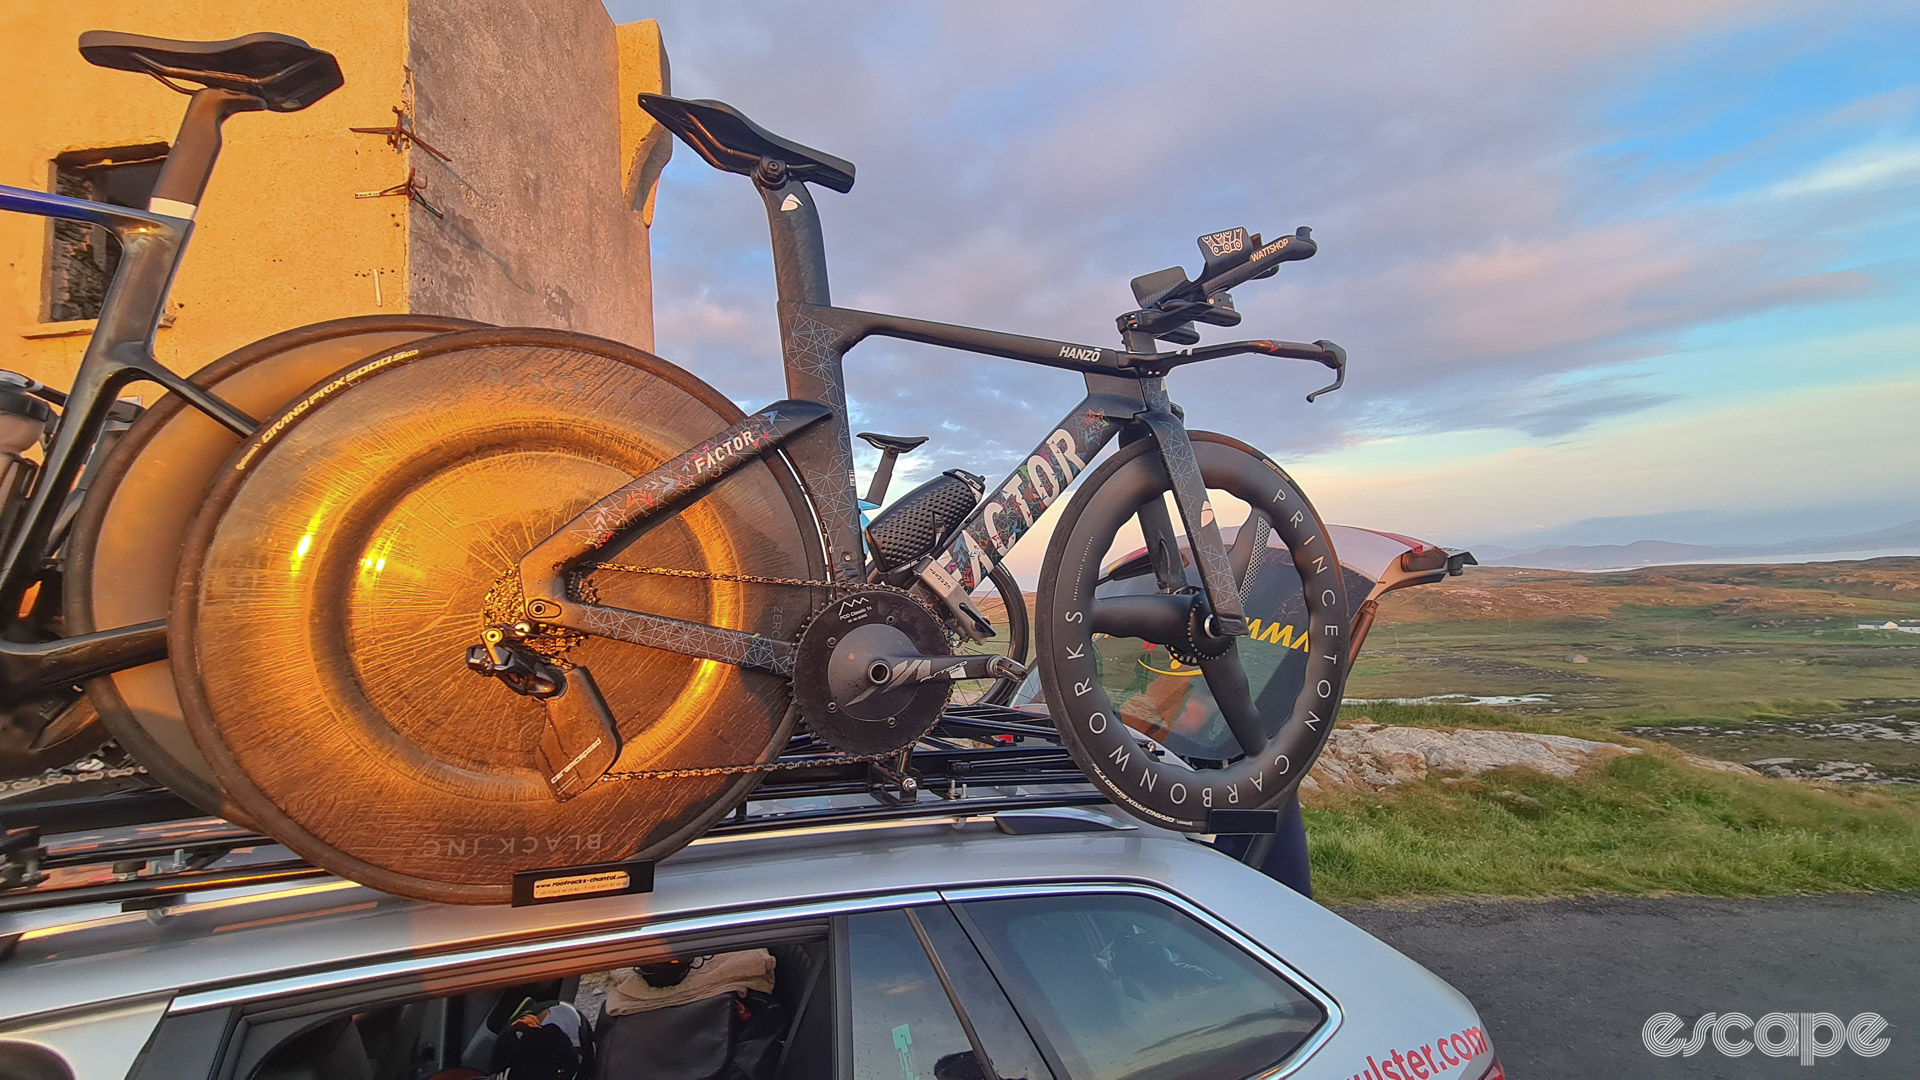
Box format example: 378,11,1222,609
163,90,1358,903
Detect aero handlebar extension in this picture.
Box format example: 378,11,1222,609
1123,337,1347,402
1198,227,1319,297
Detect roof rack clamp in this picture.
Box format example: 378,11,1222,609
867,758,920,806
0,827,46,892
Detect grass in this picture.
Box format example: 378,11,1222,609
1340,556,1920,776
1260,558,1920,901
1303,727,1920,904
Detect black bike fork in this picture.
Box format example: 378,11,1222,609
1117,337,1268,758
1117,335,1247,635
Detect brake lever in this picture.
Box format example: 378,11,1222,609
1305,339,1346,403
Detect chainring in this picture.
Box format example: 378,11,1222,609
793,587,950,756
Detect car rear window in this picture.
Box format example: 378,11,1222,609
957,892,1326,1080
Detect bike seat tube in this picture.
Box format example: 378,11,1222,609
150,88,265,219
757,175,867,578
0,88,264,614
758,176,831,308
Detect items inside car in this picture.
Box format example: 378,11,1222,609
247,942,830,1080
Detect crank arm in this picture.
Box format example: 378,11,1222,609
862,653,1027,694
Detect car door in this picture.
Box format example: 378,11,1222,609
938,885,1337,1080
841,905,1053,1080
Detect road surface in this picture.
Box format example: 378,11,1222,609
1340,892,1917,1079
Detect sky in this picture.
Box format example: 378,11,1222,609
603,0,1920,568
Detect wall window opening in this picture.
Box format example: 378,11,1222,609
46,143,168,322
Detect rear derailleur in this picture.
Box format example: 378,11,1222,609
466,627,620,802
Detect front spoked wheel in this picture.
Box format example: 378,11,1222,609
951,562,1029,707
1036,431,1350,829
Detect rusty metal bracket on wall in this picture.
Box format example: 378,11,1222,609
355,168,443,219
349,105,452,163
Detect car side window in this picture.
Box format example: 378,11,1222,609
955,892,1327,1080
199,931,832,1080
911,905,1054,1080
845,909,984,1080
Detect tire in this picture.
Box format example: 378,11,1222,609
1035,431,1350,830
171,328,825,904
66,315,483,821
952,561,1029,707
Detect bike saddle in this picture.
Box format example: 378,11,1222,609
856,432,928,454
78,31,343,112
637,93,856,193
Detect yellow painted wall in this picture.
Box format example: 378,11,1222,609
0,3,668,390
0,1,412,389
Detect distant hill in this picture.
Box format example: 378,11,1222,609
1371,556,1920,624
1485,519,1920,571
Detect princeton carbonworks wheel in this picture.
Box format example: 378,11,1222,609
67,315,483,821
171,328,824,904
1035,431,1350,830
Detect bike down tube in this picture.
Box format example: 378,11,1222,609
774,302,1164,590
0,196,254,624
517,400,831,675
932,380,1137,592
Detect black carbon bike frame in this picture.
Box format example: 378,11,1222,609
0,89,261,704
515,174,1338,687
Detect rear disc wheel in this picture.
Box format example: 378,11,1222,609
66,315,483,819
172,329,823,903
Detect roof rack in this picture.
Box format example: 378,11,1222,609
0,703,1182,917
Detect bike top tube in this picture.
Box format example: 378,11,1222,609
0,185,189,231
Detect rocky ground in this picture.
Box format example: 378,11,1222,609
1301,720,1752,796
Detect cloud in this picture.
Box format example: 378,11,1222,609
607,0,1917,539
1290,373,1920,546
1768,140,1920,197
1486,377,1683,439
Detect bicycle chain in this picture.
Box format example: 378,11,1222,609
578,562,941,784
579,561,869,592
2,762,150,799
0,570,961,799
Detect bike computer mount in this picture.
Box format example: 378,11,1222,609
1119,225,1315,344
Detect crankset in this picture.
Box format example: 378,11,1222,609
792,587,1024,756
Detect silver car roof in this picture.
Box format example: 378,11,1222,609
7,804,1448,1007
2,802,1487,1080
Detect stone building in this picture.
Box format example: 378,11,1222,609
0,0,671,390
